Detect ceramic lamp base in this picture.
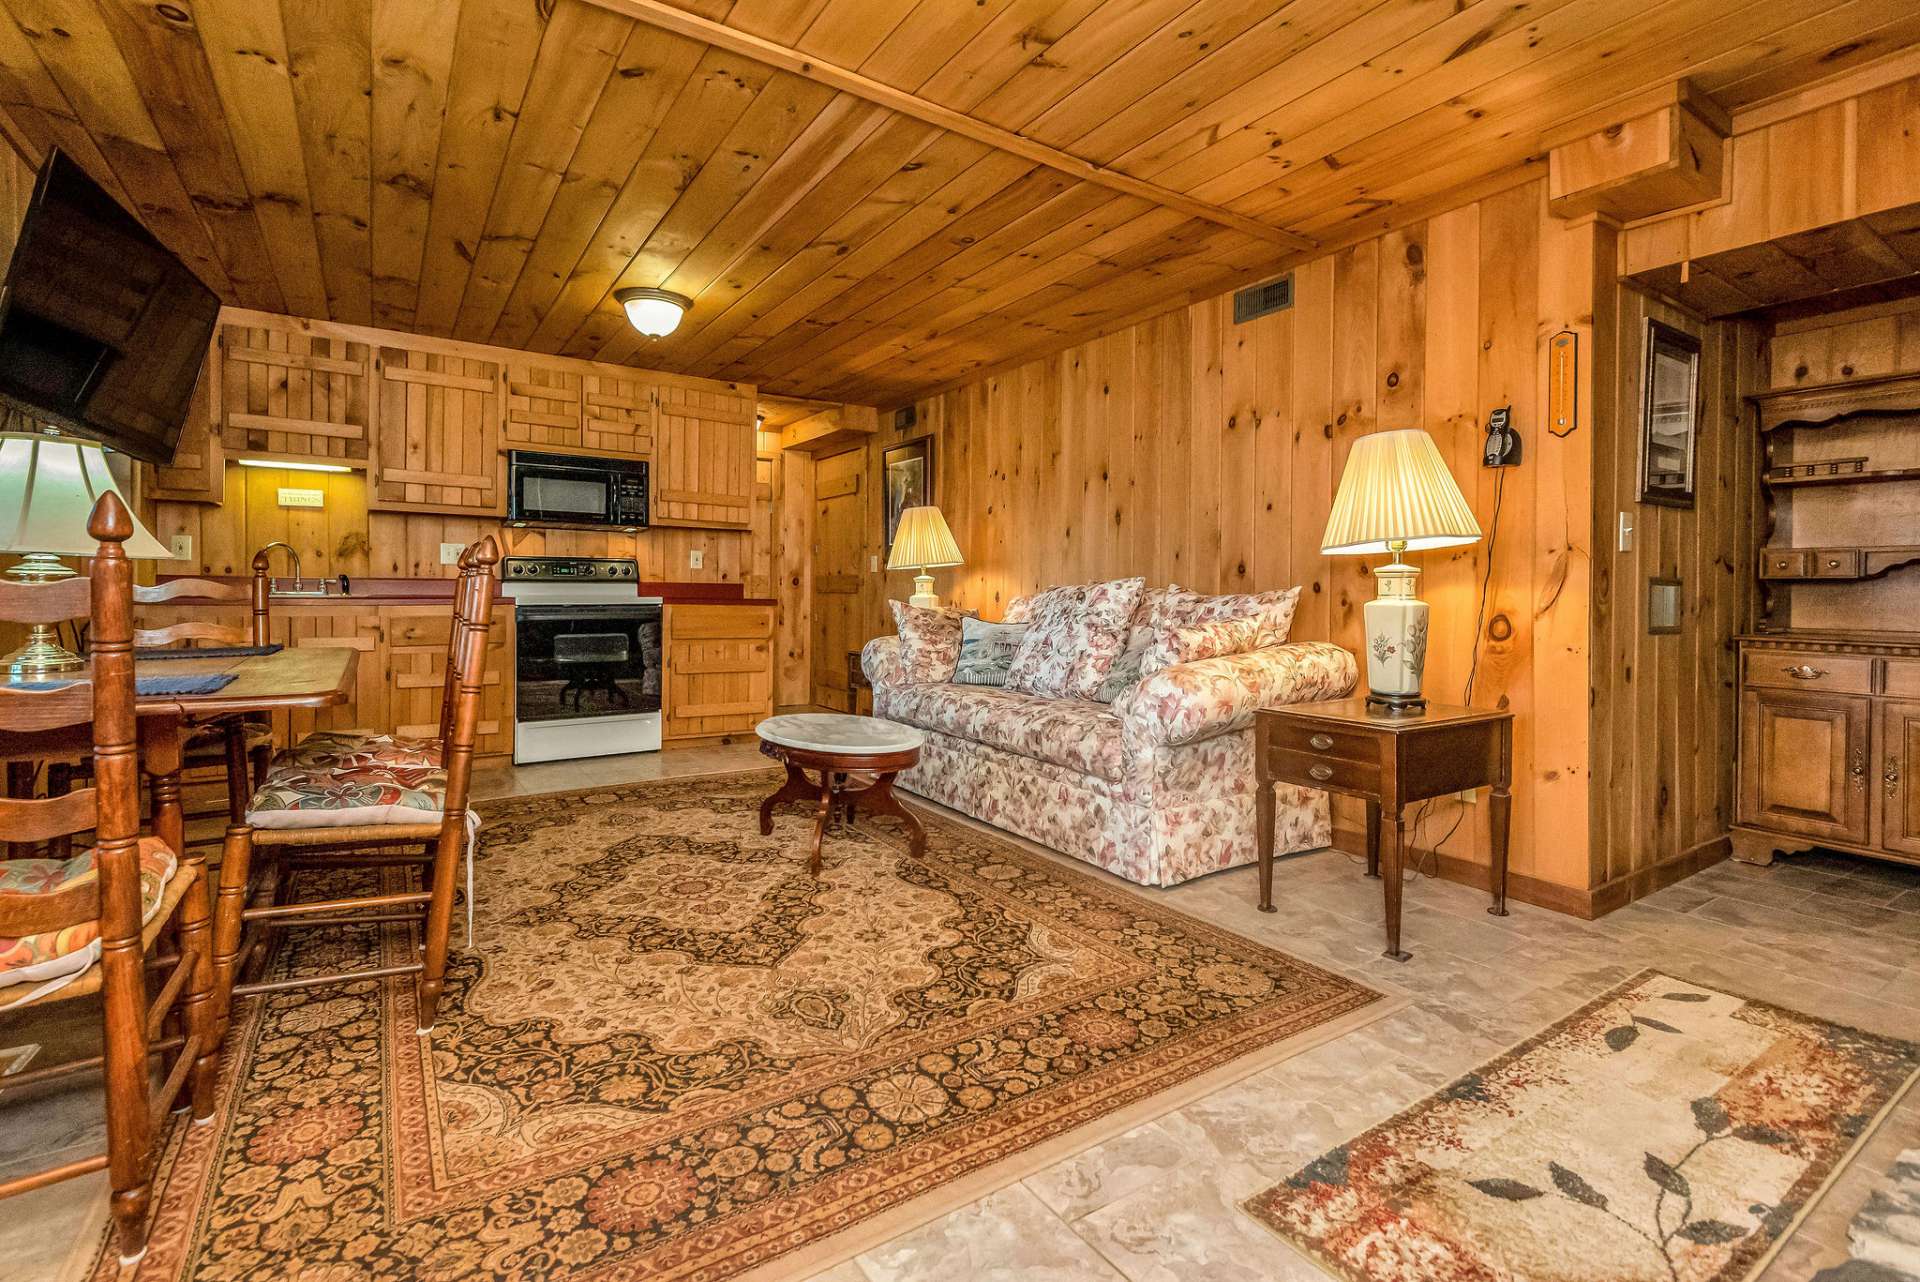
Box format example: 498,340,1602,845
907,573,939,610
1362,560,1430,715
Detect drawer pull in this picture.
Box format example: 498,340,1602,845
1308,733,1335,751
1886,755,1901,797
1307,764,1334,782
1781,664,1828,680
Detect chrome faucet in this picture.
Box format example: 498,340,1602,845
256,541,319,596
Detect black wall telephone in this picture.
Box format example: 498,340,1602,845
1483,405,1520,468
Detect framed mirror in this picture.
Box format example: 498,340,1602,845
1639,319,1701,508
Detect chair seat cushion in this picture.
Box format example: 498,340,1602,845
247,751,450,829
0,837,178,998
183,718,274,761
277,729,442,770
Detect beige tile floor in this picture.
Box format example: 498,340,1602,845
5,742,1917,1282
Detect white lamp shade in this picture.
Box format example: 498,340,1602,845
886,505,963,571
0,433,173,559
1321,428,1481,556
615,287,689,338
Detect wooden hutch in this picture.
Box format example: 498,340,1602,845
1735,371,1920,868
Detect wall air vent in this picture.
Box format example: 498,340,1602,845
1233,274,1294,324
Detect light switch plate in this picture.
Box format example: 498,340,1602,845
168,533,193,562
1617,511,1635,553
869,554,879,572
439,542,464,566
688,548,705,570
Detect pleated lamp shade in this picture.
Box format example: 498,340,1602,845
1321,429,1481,556
0,433,172,559
886,506,964,571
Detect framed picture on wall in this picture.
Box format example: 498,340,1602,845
883,436,934,555
1639,319,1701,508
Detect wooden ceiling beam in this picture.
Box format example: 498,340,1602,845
575,0,1317,254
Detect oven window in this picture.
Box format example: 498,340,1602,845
516,605,661,723
521,471,609,519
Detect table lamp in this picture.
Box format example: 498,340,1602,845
1321,429,1481,716
0,431,174,674
886,505,963,609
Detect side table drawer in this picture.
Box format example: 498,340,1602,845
1265,746,1380,796
1267,719,1377,764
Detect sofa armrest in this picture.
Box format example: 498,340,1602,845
1117,641,1358,751
862,635,908,691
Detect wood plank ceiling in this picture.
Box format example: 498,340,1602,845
0,0,1912,404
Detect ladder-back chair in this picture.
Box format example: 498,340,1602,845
0,493,217,1264
211,538,499,1036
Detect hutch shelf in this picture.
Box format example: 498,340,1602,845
1736,372,1920,869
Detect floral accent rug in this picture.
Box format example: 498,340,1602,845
1244,970,1920,1282
95,770,1384,1282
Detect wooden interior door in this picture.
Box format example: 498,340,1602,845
1738,688,1870,845
1875,699,1920,858
810,448,867,711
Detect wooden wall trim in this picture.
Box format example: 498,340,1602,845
576,0,1313,254
215,306,753,399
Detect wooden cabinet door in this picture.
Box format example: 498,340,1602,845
381,603,515,759
1738,688,1870,845
582,371,656,456
652,382,756,528
216,324,372,466
148,358,224,502
371,346,504,514
662,604,773,740
504,360,584,450
1874,699,1920,858
279,608,387,746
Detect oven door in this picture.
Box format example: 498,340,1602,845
514,603,662,724
508,455,616,527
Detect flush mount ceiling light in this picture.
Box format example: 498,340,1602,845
615,287,691,338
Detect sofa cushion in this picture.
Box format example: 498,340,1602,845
882,682,1126,781
1142,615,1266,677
1151,585,1301,650
953,617,1027,686
1005,576,1144,700
0,837,178,997
888,601,972,683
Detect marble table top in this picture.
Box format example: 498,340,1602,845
756,713,924,754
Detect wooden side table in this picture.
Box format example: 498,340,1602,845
1254,699,1513,961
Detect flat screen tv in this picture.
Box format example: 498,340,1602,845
0,149,219,464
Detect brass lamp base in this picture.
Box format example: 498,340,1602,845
2,553,84,675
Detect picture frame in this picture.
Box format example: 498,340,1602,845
882,436,934,555
1638,318,1701,508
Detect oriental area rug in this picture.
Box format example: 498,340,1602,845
1244,970,1920,1282
91,770,1385,1281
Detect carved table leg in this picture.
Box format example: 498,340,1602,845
808,776,835,876
759,760,815,835
860,771,926,860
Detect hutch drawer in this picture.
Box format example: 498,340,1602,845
1882,660,1920,698
1760,549,1810,579
1808,549,1863,578
1741,650,1873,695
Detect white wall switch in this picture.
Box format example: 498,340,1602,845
1617,511,1634,553
277,486,324,509
168,533,192,562
869,554,879,572
439,542,464,566
688,548,705,570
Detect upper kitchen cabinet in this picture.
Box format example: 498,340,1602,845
214,324,373,469
652,382,758,529
371,346,504,516
146,358,223,503
502,362,656,457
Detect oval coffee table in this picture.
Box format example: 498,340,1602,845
756,713,926,874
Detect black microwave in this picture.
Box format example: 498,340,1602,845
505,450,648,531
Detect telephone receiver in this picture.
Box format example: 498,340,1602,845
1483,405,1520,468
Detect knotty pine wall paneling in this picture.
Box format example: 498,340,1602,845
847,179,1613,909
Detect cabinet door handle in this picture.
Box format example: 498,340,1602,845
1308,733,1334,751
1886,755,1901,797
1851,750,1867,791
1307,763,1334,782
1781,664,1828,680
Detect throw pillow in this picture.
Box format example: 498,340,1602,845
1005,576,1145,700
1094,582,1184,702
1142,615,1265,674
888,601,972,683
953,617,1027,686
1142,585,1302,675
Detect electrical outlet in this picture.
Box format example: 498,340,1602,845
439,542,464,566
688,548,705,570
1456,788,1478,805
168,533,192,562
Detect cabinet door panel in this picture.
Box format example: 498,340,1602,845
1738,689,1869,844
505,361,584,450
1875,699,1920,858
653,384,756,528
662,605,773,739
583,371,656,455
372,347,504,514
218,325,372,465
381,603,515,758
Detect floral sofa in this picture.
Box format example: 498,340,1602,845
860,636,1357,887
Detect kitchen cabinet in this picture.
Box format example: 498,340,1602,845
371,346,504,516
662,604,774,741
148,360,225,503
651,383,758,529
214,323,373,469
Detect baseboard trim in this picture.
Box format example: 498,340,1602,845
1329,827,1732,921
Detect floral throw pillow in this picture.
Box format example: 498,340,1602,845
1143,585,1302,675
888,601,972,683
1004,577,1145,700
953,618,1027,686
1140,616,1266,676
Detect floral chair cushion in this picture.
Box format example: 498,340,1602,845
276,729,443,771
888,601,973,684
184,718,273,757
248,751,452,829
0,837,178,998
1005,577,1145,700
881,681,1126,781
